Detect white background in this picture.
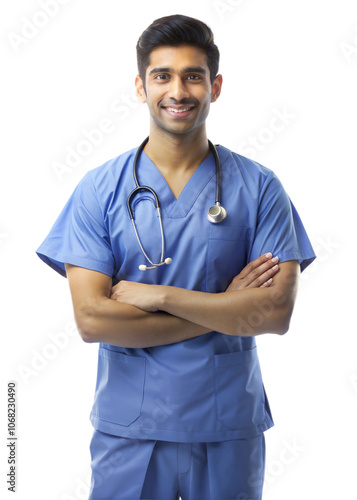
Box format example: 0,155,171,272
1,0,356,499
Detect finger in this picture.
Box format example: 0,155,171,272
111,281,121,293
260,277,273,288
110,281,125,300
237,252,274,281
238,260,279,290
242,256,280,288
253,263,280,288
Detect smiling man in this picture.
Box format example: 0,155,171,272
37,14,315,500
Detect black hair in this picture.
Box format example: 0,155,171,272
136,14,220,86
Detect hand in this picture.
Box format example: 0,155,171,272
110,280,163,312
225,253,279,292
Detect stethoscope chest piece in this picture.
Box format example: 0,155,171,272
207,203,227,223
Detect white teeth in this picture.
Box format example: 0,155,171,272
166,107,192,113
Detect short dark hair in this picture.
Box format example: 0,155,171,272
136,14,220,86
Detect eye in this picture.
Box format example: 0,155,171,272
186,74,203,82
154,74,170,81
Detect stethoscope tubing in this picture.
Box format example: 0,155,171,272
207,139,222,206
127,137,225,270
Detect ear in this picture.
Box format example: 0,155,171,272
135,75,147,103
211,74,223,103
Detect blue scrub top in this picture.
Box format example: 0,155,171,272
37,145,316,442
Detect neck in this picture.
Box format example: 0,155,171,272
144,125,210,174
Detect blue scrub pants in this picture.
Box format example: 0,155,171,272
89,430,265,500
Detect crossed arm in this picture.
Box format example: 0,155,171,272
65,253,299,348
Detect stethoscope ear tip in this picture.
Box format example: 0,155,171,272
139,258,172,271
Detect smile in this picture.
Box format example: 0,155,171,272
162,106,196,118
165,107,194,113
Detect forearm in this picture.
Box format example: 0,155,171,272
64,263,210,348
158,285,293,336
78,296,210,348
110,261,299,337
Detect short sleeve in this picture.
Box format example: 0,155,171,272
248,172,315,272
36,173,115,278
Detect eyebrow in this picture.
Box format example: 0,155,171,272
149,66,207,76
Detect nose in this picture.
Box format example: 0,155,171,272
168,76,190,101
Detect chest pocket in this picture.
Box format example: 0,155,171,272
205,225,251,292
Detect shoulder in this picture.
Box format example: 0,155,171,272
217,145,278,189
75,146,137,202
86,147,136,185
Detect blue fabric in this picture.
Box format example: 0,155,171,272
89,430,265,499
37,145,316,442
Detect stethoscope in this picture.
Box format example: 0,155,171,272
127,137,227,271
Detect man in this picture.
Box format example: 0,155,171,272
37,14,315,500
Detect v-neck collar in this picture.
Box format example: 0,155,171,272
138,149,217,219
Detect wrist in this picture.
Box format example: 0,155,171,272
157,285,170,311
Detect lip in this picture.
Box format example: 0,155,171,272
162,105,196,118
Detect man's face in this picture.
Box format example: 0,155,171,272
136,45,222,137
